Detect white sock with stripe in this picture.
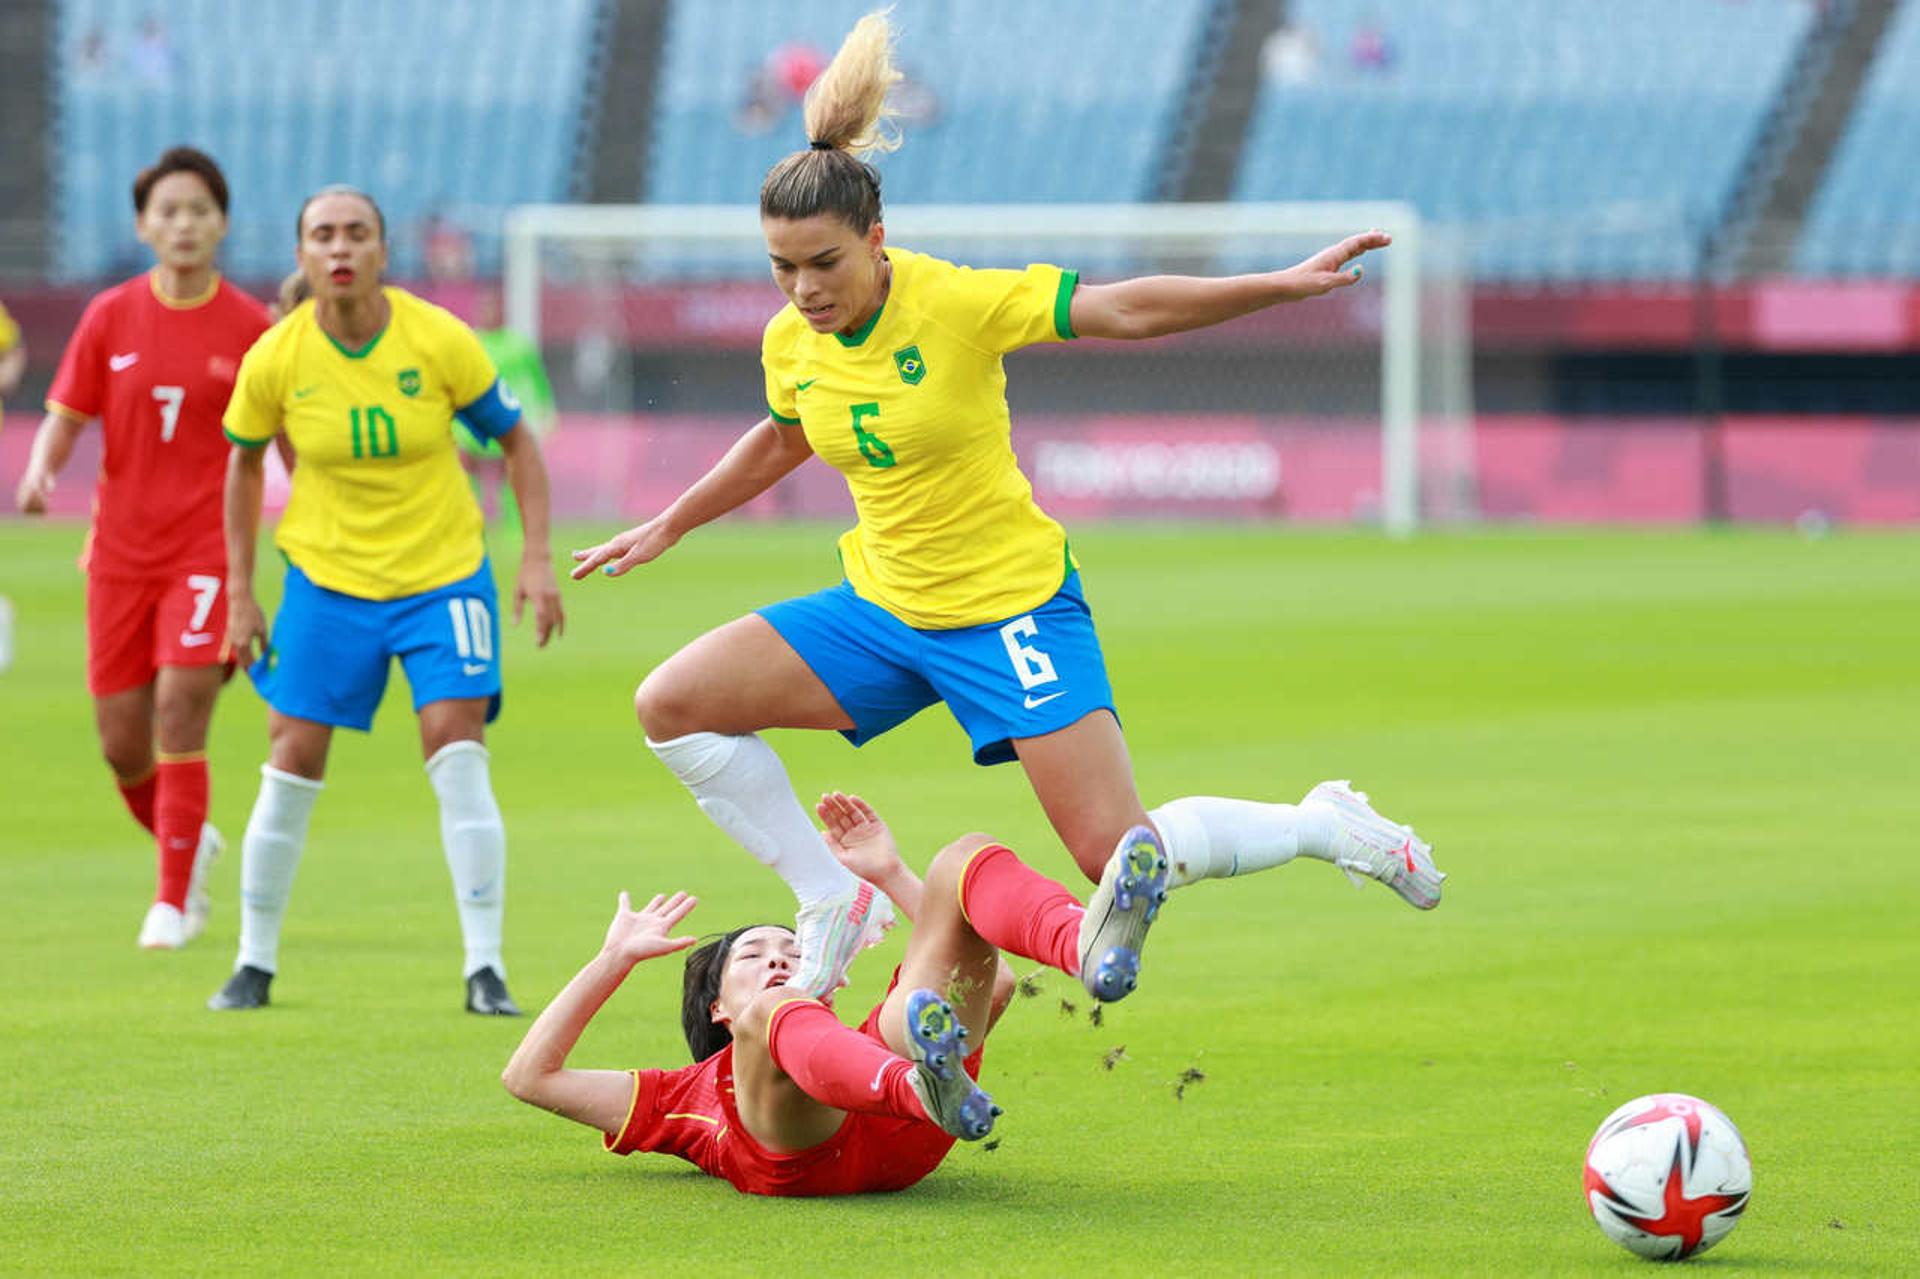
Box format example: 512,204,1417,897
647,731,857,907
426,740,506,979
236,765,323,974
1150,796,1339,889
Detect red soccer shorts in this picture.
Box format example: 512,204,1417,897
86,569,228,696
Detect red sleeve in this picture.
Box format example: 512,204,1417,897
603,1070,661,1155
602,1060,727,1166
47,294,110,419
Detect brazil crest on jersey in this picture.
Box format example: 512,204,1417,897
761,248,1079,630
224,287,520,600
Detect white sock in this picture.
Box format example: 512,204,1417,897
236,765,323,973
647,731,857,906
426,740,506,979
1151,795,1340,889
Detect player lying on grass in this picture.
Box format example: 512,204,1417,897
502,792,1172,1196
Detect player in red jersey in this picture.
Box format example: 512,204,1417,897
15,146,272,950
503,791,1172,1196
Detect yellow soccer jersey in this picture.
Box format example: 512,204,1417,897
225,287,513,600
762,248,1079,629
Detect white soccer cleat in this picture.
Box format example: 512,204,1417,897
1305,780,1444,910
138,902,188,950
183,822,223,942
791,880,895,998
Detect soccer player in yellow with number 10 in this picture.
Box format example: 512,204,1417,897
573,11,1446,1005
213,186,564,1015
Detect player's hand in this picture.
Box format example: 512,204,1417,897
1286,229,1392,298
224,590,269,668
816,791,904,884
514,553,565,647
570,517,680,581
601,891,699,966
13,464,53,515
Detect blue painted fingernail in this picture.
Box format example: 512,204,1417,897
603,566,615,575
1350,266,1362,277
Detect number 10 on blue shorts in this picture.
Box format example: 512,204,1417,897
250,559,504,731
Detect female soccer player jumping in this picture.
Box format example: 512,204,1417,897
212,187,564,1014
15,147,272,950
573,13,1444,999
503,791,1167,1195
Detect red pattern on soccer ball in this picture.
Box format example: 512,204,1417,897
1608,1141,1748,1258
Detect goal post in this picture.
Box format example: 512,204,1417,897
503,201,1469,534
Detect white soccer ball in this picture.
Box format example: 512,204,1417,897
1584,1093,1752,1260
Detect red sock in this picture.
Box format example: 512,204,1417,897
153,755,209,909
958,843,1084,976
765,998,928,1122
117,769,158,835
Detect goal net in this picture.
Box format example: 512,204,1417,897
502,202,1473,533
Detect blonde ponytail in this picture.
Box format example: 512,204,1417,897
801,10,903,158
760,10,902,230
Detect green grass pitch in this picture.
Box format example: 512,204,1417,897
3,522,1916,1275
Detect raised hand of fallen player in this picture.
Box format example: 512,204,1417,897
570,515,681,581
816,791,904,885
1287,229,1392,297
602,890,700,966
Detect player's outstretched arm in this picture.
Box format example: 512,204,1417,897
496,425,564,646
818,791,925,923
1068,230,1391,341
502,891,699,1136
570,417,814,580
14,409,86,515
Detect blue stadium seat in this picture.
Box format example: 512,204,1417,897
1796,1,1920,276
52,0,604,280
647,0,1209,211
1235,0,1811,282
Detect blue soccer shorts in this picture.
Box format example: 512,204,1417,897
758,572,1116,766
248,559,503,731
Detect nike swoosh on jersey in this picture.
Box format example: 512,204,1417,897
110,353,140,371
1023,690,1066,709
293,385,321,398
796,379,816,391
462,662,488,676
179,631,216,648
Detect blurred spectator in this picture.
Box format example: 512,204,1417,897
1263,22,1320,86
422,210,475,283
1349,15,1395,74
126,16,176,88
735,41,827,134
75,26,111,79
0,298,24,417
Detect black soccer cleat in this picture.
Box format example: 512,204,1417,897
465,966,522,1016
207,964,273,1011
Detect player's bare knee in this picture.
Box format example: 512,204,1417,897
101,738,152,781
634,666,701,740
926,833,998,894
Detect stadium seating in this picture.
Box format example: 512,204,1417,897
52,0,602,280
1796,0,1920,276
1236,0,1813,282
647,0,1209,208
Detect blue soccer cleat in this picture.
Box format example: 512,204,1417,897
903,988,1000,1141
1076,824,1169,1003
